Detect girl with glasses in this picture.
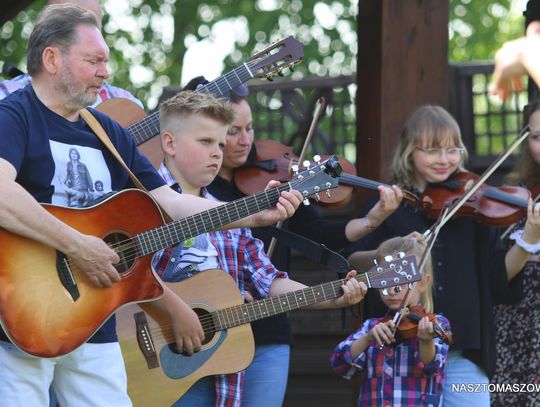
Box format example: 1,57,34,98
343,105,540,406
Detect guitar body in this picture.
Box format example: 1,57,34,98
116,255,419,405
0,189,166,357
96,98,164,168
117,269,255,407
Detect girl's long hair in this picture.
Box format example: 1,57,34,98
505,100,540,188
390,105,468,188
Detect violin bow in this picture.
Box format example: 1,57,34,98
387,210,447,341
423,125,531,239
266,97,326,259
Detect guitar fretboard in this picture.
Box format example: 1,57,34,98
133,183,289,256
128,63,255,146
211,273,371,331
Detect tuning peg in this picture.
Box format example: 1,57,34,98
303,198,310,206
266,75,274,81
373,259,378,265
397,251,405,258
289,66,295,72
381,288,388,296
277,70,284,77
384,255,393,262
303,160,311,170
313,155,321,163
291,164,299,175
325,190,331,198
394,286,402,293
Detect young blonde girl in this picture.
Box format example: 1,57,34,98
331,237,450,407
343,105,540,406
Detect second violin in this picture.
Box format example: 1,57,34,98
234,139,358,206
419,171,531,227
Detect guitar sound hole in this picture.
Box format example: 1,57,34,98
168,307,216,356
103,232,137,273
195,308,215,346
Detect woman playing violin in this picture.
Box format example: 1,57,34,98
344,105,540,407
331,236,451,407
492,99,540,407
205,84,403,407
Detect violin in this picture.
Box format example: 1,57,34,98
419,171,531,227
379,305,453,345
234,140,358,207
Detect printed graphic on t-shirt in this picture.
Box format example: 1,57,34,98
153,234,219,282
50,140,113,208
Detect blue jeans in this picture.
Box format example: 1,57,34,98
173,376,215,406
242,344,291,407
443,351,490,406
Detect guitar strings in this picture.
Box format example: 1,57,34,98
128,61,257,144
73,168,324,271
102,184,289,255
64,190,286,278
139,264,412,342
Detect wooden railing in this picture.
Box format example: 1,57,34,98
247,64,530,179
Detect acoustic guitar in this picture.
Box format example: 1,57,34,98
97,36,304,167
117,255,420,406
0,156,340,358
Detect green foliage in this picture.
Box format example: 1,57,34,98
0,0,528,109
449,0,525,61
0,0,358,108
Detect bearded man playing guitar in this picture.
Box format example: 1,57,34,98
0,5,301,406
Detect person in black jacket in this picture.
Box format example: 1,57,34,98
207,85,403,406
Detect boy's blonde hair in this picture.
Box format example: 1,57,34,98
390,105,468,188
159,91,236,134
375,236,435,313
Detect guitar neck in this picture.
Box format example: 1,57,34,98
134,183,288,256
128,64,254,146
211,273,370,331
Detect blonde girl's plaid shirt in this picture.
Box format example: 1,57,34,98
330,314,450,407
153,163,287,407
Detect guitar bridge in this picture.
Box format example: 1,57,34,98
134,312,159,369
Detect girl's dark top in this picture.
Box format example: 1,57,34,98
207,169,349,346
340,193,524,378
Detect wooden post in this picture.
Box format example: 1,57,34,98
356,0,450,186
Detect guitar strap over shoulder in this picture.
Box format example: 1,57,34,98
79,108,173,223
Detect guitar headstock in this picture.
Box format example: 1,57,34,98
365,254,420,290
247,36,304,80
289,155,342,201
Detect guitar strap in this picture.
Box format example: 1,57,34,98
265,226,351,277
264,226,354,332
79,108,173,223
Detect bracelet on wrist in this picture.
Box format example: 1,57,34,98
363,218,376,231
510,229,540,254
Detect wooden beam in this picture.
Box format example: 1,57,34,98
356,0,450,185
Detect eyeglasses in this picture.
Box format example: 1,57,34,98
415,147,465,157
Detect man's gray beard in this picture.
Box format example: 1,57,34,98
57,66,98,111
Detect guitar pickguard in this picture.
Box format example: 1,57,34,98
159,330,227,379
